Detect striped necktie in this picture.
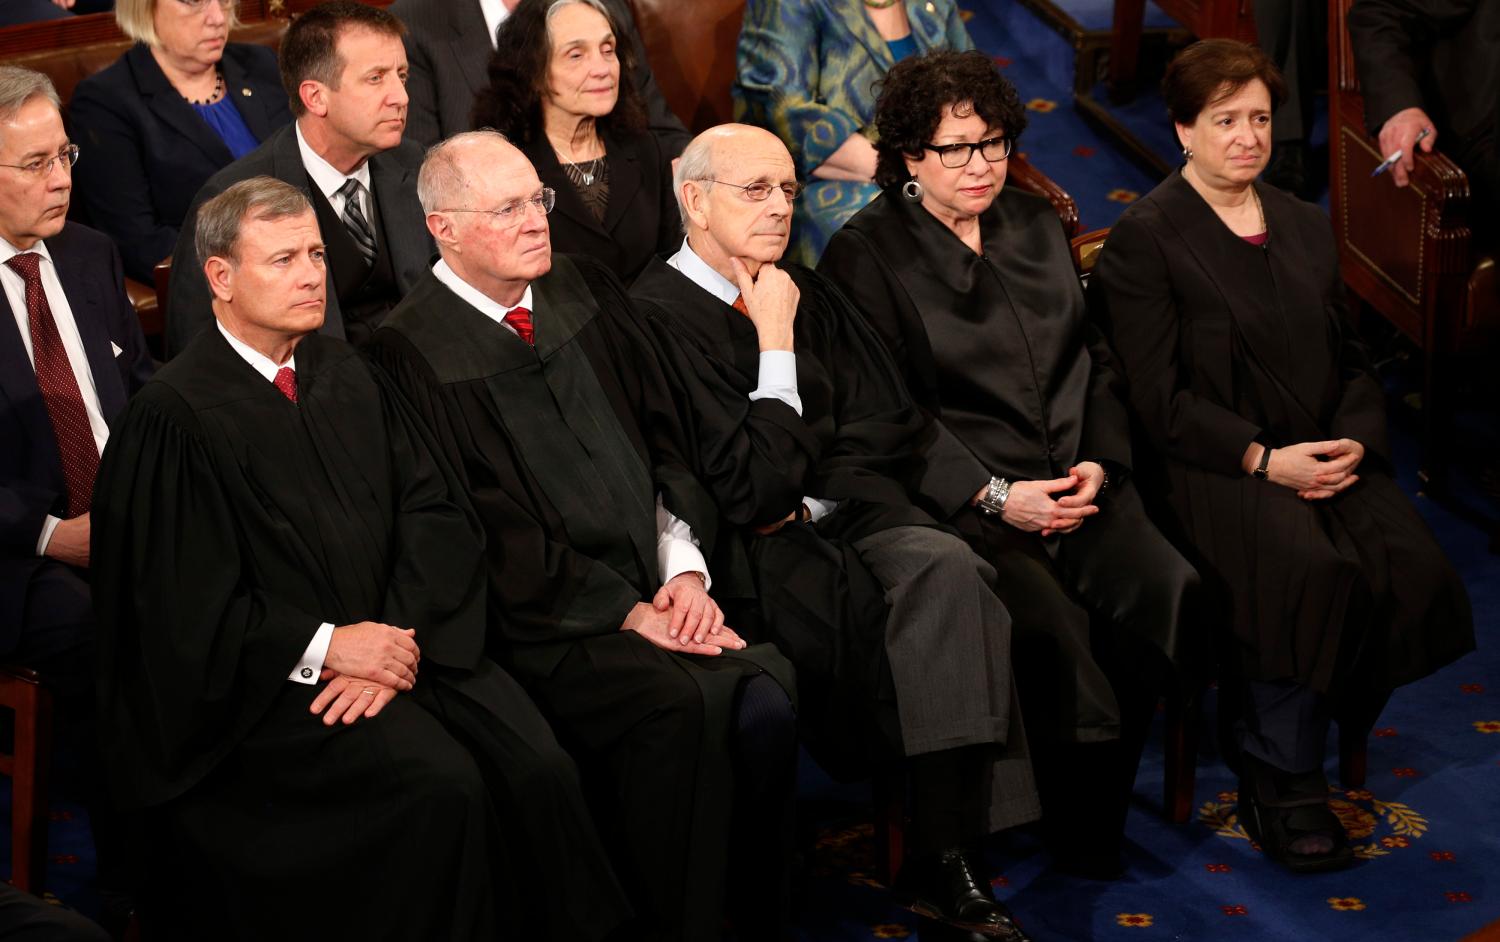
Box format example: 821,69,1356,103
6,252,99,518
337,178,377,267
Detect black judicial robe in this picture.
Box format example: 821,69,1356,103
630,258,996,774
1093,171,1474,695
819,187,1203,681
92,328,631,942
369,254,794,940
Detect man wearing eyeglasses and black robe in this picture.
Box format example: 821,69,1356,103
629,124,1039,942
369,131,797,942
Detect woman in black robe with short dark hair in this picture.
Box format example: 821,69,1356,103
1092,39,1473,873
819,48,1204,877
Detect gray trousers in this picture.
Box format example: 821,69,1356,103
851,524,1040,832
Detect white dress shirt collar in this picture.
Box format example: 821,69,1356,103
667,238,741,306
432,258,533,335
217,321,295,382
0,235,54,269
479,0,509,48
295,120,372,203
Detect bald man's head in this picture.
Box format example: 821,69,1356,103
675,124,797,273
420,130,553,305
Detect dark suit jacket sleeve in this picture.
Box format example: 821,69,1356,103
164,181,225,359
1347,0,1479,132
608,0,691,158
68,72,180,284
102,233,156,396
1093,210,1263,477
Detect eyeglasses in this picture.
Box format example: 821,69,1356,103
175,0,236,13
440,188,556,226
923,136,1012,168
0,144,80,178
703,179,802,202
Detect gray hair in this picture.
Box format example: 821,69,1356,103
672,132,719,227
195,176,313,264
0,68,60,136
546,0,612,28
417,129,511,213
114,0,240,46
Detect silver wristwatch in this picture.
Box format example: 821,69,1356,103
976,476,1010,515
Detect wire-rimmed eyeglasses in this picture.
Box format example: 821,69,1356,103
0,144,80,178
439,188,556,226
703,179,802,202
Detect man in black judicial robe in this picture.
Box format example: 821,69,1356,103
630,125,1036,942
368,131,798,942
93,177,631,942
165,3,433,357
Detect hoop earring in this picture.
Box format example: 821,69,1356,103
1182,146,1194,161
902,179,924,202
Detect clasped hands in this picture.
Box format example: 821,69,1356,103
622,572,747,657
1243,439,1364,500
309,621,420,726
976,462,1106,537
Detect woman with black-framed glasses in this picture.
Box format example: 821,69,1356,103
820,49,1206,879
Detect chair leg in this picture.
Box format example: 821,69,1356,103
10,681,53,894
1338,726,1367,789
1162,690,1200,824
872,772,905,887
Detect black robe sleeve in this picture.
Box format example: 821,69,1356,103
630,293,819,530
1092,209,1265,477
371,365,489,670
370,330,647,649
93,387,326,808
817,228,994,517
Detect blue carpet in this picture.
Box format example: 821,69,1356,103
5,4,1495,939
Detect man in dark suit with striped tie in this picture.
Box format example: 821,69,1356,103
0,65,150,938
165,1,433,357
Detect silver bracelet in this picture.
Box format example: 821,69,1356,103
976,476,1010,515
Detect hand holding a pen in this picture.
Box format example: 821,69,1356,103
1376,106,1437,187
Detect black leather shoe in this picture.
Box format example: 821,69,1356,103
894,848,1033,941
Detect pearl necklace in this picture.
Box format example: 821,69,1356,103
184,71,225,106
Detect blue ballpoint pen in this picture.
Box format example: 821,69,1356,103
1372,127,1432,177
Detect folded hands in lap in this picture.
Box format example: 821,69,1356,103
624,573,747,656
1000,462,1104,537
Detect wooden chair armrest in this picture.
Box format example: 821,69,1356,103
1008,154,1081,238
125,276,162,339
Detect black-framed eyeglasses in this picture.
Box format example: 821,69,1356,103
703,179,802,202
440,188,556,226
922,136,1012,168
0,144,80,178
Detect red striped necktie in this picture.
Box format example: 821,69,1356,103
6,252,98,518
504,305,535,346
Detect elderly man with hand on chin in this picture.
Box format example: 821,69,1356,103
629,123,1038,942
94,175,632,942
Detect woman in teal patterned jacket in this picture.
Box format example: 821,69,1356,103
735,0,974,265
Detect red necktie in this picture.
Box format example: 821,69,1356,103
504,305,535,346
732,294,750,316
7,252,98,519
273,366,298,404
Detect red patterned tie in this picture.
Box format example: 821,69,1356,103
273,365,298,404
731,294,750,316
7,252,98,519
503,305,535,346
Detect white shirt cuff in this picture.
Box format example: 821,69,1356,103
748,350,802,415
803,497,839,523
289,623,335,684
656,497,711,590
36,515,62,556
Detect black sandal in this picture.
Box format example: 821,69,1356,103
1238,755,1355,873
